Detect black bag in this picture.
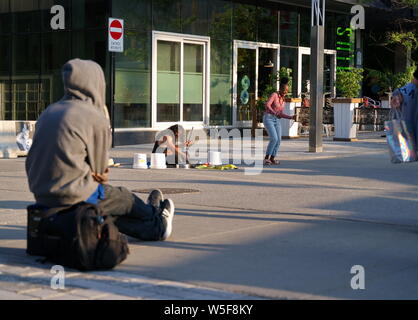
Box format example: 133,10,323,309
27,202,130,271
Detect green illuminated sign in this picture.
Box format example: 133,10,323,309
336,27,355,71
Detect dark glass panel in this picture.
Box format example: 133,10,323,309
280,10,298,46
72,0,109,30
210,40,231,125
113,0,151,31
181,0,208,36
41,32,71,105
0,0,11,34
152,0,181,33
115,32,151,128
11,0,40,33
258,7,278,44
208,0,231,41
232,3,257,42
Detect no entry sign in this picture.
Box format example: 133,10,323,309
108,18,124,52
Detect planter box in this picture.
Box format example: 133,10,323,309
0,121,36,158
332,98,361,141
281,98,301,139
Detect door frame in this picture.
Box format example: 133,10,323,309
233,40,280,127
297,47,337,98
152,31,211,130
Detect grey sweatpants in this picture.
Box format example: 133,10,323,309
97,184,165,241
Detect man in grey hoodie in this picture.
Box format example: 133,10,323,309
26,59,174,241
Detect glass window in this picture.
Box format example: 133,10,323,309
182,0,208,36
157,40,180,122
0,35,10,75
113,0,151,32
183,43,204,121
11,34,41,121
0,34,10,120
72,30,108,70
258,7,278,44
299,9,310,47
210,40,231,125
115,32,151,128
72,0,109,30
11,0,40,33
325,13,336,50
280,47,298,97
279,10,298,46
40,0,71,32
41,32,71,104
0,0,11,34
208,0,231,41
232,3,257,42
152,0,181,33
237,48,256,122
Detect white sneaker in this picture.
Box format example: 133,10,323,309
160,199,175,240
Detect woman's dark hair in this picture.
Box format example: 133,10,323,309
414,68,418,80
167,124,184,138
280,77,289,85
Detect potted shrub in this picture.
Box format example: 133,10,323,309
333,68,363,141
366,65,416,107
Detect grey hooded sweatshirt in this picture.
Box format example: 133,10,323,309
26,59,112,208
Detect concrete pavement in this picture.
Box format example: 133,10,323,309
1,132,418,299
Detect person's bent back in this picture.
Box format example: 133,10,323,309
26,59,111,208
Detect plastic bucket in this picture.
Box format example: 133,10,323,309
209,151,222,166
151,153,167,169
133,153,148,169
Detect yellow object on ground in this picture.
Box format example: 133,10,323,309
195,164,238,170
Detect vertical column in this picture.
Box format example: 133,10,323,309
309,0,325,153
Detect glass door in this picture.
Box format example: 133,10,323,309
237,47,256,122
183,42,204,122
152,32,209,128
156,40,181,122
297,48,337,98
233,41,280,126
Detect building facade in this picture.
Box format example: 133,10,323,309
0,0,366,145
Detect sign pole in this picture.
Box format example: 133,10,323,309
110,51,115,148
309,0,325,153
108,17,124,147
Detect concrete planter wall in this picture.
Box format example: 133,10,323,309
0,121,36,158
332,98,362,141
281,98,300,139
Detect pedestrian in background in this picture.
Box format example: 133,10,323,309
390,68,418,148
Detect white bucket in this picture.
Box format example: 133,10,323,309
133,153,148,169
151,153,167,169
209,151,222,166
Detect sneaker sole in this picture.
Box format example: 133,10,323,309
161,199,175,241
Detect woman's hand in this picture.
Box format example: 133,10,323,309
92,167,109,184
185,140,193,147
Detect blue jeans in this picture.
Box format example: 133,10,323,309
263,113,282,158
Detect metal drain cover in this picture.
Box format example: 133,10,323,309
132,188,200,195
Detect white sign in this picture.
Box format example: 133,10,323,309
108,18,124,53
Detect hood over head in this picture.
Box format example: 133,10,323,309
62,59,107,114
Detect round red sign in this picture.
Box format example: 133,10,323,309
109,19,123,40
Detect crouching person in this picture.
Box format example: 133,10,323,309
25,59,174,242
